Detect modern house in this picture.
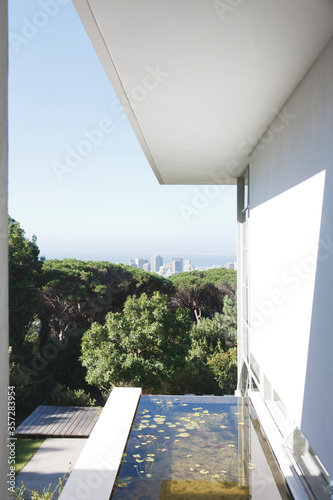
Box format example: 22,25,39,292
1,1,333,499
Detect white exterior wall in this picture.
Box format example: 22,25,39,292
248,38,333,477
0,1,9,498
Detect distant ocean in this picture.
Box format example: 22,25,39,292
46,253,237,269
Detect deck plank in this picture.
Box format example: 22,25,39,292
16,405,99,438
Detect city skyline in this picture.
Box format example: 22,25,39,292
128,254,237,278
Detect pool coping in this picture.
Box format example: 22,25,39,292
58,387,141,500
249,391,311,500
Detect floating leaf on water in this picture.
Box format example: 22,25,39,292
220,425,227,429
135,445,141,448
133,454,141,458
136,459,144,463
146,474,152,478
141,442,148,445
178,428,186,432
199,421,205,423
211,474,220,478
118,483,127,488
199,470,209,474
203,410,209,414
193,407,203,410
158,430,165,433
182,404,188,406
229,444,236,448
168,424,176,428
176,433,190,437
175,439,180,442
149,425,157,428
147,454,155,457
186,454,192,458
165,437,170,440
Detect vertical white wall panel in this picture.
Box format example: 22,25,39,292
249,38,333,477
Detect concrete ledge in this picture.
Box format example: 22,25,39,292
59,387,141,500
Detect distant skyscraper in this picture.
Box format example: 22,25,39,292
143,262,150,272
135,257,148,269
128,259,136,266
172,258,183,273
183,259,194,272
151,255,163,273
225,262,237,270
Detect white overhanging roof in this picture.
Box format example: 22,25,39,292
73,0,333,185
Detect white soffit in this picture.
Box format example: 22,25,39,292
73,0,333,185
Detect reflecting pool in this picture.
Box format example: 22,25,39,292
111,395,291,499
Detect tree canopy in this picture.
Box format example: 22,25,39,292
8,216,44,347
81,292,192,392
8,217,239,416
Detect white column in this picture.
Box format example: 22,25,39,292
0,0,9,498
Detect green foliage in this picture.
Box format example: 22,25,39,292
169,267,237,290
9,353,38,417
163,358,218,395
170,282,223,323
190,308,236,360
49,383,96,406
40,259,173,345
169,268,236,324
8,217,44,347
9,217,239,416
12,472,68,499
165,299,237,395
208,347,238,395
81,292,192,392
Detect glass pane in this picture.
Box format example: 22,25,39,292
243,168,249,209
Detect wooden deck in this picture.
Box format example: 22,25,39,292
16,405,99,438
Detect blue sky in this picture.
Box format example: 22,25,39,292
8,0,237,262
